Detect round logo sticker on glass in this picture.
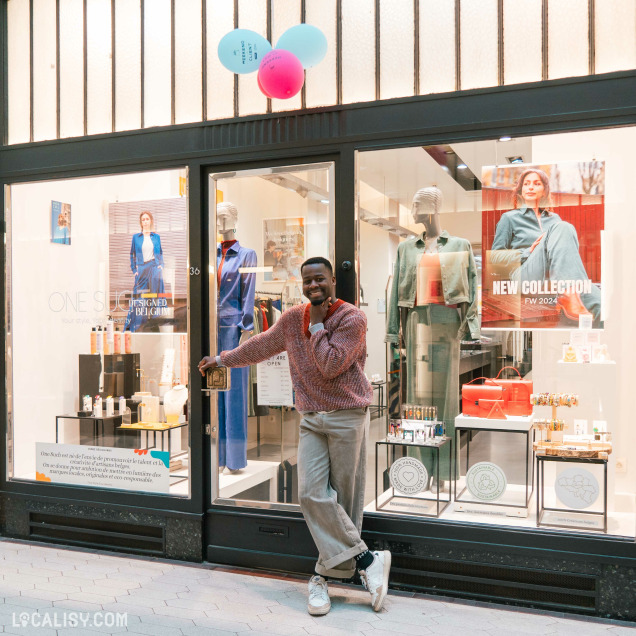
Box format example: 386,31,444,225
555,466,599,509
389,457,428,496
466,462,507,501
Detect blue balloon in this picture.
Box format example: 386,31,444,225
275,24,327,69
218,29,272,74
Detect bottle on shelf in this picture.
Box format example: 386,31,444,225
113,326,121,355
124,330,132,354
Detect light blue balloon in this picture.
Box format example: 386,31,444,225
218,29,272,74
275,24,327,69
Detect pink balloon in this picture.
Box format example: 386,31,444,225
257,73,273,98
257,49,304,99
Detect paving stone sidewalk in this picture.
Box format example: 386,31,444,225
0,539,633,635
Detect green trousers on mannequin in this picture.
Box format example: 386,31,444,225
404,304,460,481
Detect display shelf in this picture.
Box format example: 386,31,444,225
375,438,454,518
454,414,535,514
55,414,123,446
455,413,533,432
218,460,279,500
537,455,608,533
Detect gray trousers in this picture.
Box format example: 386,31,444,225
512,220,601,319
298,407,370,579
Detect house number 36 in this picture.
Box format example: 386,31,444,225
189,267,200,276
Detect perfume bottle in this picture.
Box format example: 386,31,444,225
93,395,103,417
124,331,132,354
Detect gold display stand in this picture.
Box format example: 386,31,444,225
531,392,611,459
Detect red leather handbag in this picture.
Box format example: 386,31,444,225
493,366,533,416
461,378,504,417
478,399,507,419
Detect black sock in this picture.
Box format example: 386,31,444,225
314,570,327,581
354,550,374,571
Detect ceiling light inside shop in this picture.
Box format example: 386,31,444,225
499,136,512,141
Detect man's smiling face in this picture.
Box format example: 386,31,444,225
302,263,335,306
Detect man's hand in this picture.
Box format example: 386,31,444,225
309,297,331,327
198,356,218,376
528,234,545,254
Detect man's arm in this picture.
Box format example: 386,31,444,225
198,314,287,375
309,310,367,380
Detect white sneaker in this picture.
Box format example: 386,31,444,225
307,575,331,616
359,550,391,611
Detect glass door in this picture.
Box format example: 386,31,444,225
206,161,335,509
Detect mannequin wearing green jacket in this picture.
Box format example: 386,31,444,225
386,186,479,487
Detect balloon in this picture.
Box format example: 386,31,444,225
218,29,272,74
275,24,327,68
257,73,273,98
258,50,304,100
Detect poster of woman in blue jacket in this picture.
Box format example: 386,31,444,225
124,211,167,332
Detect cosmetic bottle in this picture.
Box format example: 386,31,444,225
118,396,126,414
105,320,114,355
90,328,97,355
103,327,110,355
113,327,121,355
124,331,132,354
82,395,92,413
93,395,103,417
105,396,114,417
96,327,103,354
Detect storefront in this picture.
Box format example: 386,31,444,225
1,1,635,621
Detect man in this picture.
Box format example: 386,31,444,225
199,256,391,615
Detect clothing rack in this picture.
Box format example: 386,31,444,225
253,291,284,458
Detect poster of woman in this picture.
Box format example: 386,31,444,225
124,211,167,332
481,161,604,329
108,198,188,333
51,201,71,245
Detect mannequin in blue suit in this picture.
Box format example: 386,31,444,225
216,202,257,472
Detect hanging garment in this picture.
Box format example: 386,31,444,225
248,306,268,418
217,241,257,470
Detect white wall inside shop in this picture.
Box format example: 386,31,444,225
531,128,636,510
9,170,184,479
214,169,332,301
359,219,398,382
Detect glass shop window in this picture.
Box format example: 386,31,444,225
208,162,334,506
357,127,636,538
6,168,191,497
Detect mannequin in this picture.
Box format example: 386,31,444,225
386,187,479,485
216,202,257,473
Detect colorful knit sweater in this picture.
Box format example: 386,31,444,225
220,300,373,412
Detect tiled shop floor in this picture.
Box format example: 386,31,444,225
0,540,633,635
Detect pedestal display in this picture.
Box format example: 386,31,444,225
375,437,453,518
454,414,534,516
537,455,608,533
